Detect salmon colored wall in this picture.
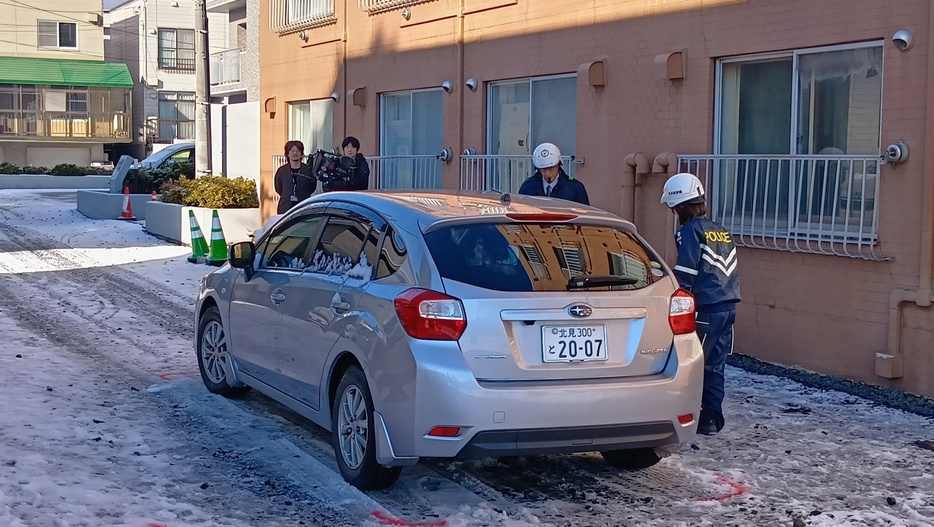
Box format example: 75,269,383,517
260,0,934,397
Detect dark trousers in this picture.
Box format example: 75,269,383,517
695,309,735,432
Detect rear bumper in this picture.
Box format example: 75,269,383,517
370,333,704,462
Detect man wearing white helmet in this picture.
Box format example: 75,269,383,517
518,143,589,205
660,173,741,436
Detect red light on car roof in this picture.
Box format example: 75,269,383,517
427,426,461,437
505,213,577,221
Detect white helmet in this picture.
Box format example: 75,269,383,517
532,143,561,169
660,172,706,208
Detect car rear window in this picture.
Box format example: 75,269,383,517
424,222,666,292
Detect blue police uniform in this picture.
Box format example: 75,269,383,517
517,169,590,205
673,216,741,434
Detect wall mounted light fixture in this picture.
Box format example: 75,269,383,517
465,78,478,91
401,7,411,20
441,80,453,93
329,91,340,102
299,30,309,42
893,29,913,52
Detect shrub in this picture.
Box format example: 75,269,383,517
20,165,48,174
160,175,258,209
125,161,193,193
0,162,19,174
50,163,87,176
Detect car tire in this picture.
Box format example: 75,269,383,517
196,306,250,397
331,366,402,490
601,447,662,470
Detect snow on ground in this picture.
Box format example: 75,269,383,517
0,190,932,527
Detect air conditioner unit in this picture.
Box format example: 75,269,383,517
87,13,103,26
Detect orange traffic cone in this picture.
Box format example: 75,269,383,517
117,186,136,221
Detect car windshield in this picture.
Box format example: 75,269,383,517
423,222,666,292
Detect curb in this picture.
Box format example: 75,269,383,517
728,353,934,419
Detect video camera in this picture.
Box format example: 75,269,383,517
311,149,356,189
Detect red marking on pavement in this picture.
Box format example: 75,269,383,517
696,476,748,502
371,510,447,526
158,371,199,381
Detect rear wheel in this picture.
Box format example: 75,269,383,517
197,306,250,397
601,447,662,470
331,366,402,490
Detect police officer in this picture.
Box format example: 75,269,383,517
518,143,589,205
660,173,741,436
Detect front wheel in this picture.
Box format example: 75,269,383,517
331,366,402,490
601,447,662,470
196,306,250,397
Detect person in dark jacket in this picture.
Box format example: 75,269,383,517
273,140,316,214
660,172,741,436
323,136,370,192
517,142,589,205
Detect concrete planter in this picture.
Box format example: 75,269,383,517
144,200,260,246
77,189,155,220
0,174,110,190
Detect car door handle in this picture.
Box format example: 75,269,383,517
270,291,286,304
331,300,350,312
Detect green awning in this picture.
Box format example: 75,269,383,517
0,57,134,89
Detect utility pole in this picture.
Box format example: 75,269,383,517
195,0,212,175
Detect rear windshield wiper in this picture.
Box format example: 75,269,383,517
566,275,639,290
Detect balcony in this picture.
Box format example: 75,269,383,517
158,57,196,74
358,0,435,14
0,111,130,142
269,0,336,34
210,49,242,86
679,153,888,261
460,154,575,194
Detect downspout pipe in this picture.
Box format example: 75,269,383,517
652,152,680,263
881,10,934,379
622,152,649,222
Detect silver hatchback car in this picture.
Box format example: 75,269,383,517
194,190,704,490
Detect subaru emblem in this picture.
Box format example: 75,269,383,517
567,304,592,318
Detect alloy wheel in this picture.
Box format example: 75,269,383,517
336,385,368,470
200,320,227,385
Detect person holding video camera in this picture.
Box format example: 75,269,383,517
321,136,370,192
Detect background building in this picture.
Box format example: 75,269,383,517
104,0,228,164
0,0,133,167
258,0,934,399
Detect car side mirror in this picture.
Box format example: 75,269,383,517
229,241,256,281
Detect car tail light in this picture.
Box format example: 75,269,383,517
677,413,695,425
669,289,696,335
394,288,467,341
427,426,461,437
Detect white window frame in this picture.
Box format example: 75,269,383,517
710,41,885,252
287,99,334,155
37,20,77,49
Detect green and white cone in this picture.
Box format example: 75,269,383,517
206,210,228,266
187,210,209,263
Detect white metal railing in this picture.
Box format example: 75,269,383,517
460,154,576,194
209,48,242,85
358,0,433,14
0,111,130,139
370,155,442,189
269,0,336,34
680,154,889,261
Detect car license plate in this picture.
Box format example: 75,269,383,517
541,325,607,362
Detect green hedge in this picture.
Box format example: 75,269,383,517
160,175,258,209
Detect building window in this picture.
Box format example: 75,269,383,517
158,29,195,72
288,99,333,155
157,92,195,141
487,75,577,158
379,89,444,189
38,21,77,49
710,42,884,250
268,0,336,34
